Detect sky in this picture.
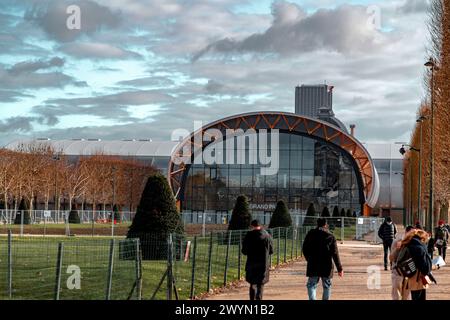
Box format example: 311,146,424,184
0,0,431,146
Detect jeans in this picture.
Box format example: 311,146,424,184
307,277,332,300
437,246,447,261
383,240,393,269
411,289,426,301
249,284,264,300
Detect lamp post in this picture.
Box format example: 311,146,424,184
416,116,426,225
399,145,420,226
425,57,436,232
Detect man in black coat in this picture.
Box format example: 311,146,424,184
241,219,274,300
302,218,343,300
378,216,397,270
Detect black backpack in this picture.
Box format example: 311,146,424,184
395,246,417,278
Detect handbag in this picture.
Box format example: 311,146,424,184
395,247,417,278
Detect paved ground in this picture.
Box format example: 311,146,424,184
205,241,450,300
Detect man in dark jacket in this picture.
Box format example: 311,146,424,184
434,220,449,261
378,216,397,270
302,218,343,300
242,219,274,300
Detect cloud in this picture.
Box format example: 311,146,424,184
193,2,388,61
0,58,86,89
59,42,142,59
398,0,429,14
0,116,35,133
8,57,65,75
45,89,173,107
0,90,34,103
25,0,121,42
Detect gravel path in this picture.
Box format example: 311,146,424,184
204,241,450,300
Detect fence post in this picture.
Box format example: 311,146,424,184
284,228,287,263
20,210,24,237
223,230,232,286
167,234,174,300
135,239,142,300
277,229,280,266
54,242,64,300
111,212,114,238
291,227,294,260
106,239,115,300
341,217,344,244
238,231,242,280
206,232,213,293
189,236,197,300
7,230,12,299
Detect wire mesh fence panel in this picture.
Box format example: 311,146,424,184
8,237,59,300
128,233,169,300
0,236,9,299
172,234,193,300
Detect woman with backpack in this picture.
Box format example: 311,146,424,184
397,229,434,301
434,220,449,261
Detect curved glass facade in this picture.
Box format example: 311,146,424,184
181,132,363,215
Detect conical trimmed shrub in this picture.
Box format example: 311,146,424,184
228,195,252,231
127,173,184,260
304,203,316,226
321,206,330,217
68,210,81,224
269,200,292,229
14,198,31,225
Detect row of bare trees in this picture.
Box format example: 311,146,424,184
405,0,450,225
0,142,157,213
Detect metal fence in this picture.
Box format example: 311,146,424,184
137,226,313,300
181,211,385,244
0,210,135,237
0,232,142,300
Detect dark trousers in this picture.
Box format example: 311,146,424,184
383,240,393,269
411,289,426,301
249,284,264,300
437,246,447,261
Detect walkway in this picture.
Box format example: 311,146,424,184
205,241,450,300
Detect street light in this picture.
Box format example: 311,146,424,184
425,57,436,232
416,116,427,226
399,145,420,226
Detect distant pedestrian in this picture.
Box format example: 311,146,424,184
378,216,397,270
427,232,435,260
434,220,449,262
390,225,415,300
241,220,273,300
302,218,343,300
415,220,423,230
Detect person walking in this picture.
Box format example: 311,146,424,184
302,218,343,300
378,216,397,270
241,219,273,300
398,229,434,301
390,225,415,300
434,220,449,262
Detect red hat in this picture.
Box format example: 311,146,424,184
439,219,445,225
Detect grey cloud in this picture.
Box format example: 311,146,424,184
32,104,133,122
0,57,86,90
25,0,121,42
45,90,173,107
8,57,64,75
117,76,175,88
398,0,429,14
0,116,35,133
0,90,34,103
59,42,142,59
193,2,388,61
